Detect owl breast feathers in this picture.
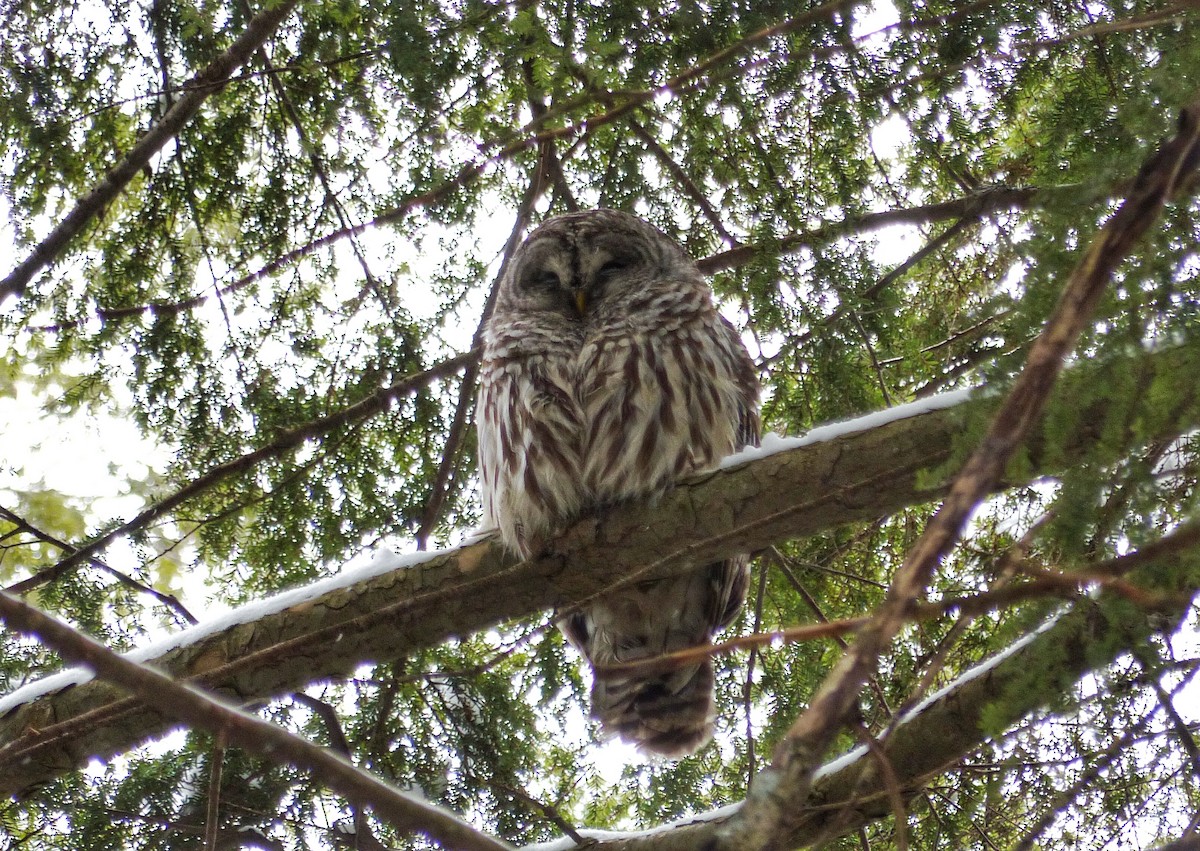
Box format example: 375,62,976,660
477,209,760,757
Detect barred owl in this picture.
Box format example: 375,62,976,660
477,209,760,756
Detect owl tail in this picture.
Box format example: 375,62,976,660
591,654,716,757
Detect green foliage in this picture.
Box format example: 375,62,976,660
2,0,1200,847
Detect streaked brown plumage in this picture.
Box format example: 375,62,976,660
477,209,759,756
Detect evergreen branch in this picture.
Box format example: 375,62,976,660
243,3,392,320
862,1,1200,103
627,118,738,245
3,341,1199,796
694,185,1042,274
0,0,303,302
20,0,860,329
0,589,513,851
720,91,1200,851
4,352,474,594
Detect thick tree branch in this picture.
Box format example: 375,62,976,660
0,590,512,851
0,0,302,302
2,341,1198,796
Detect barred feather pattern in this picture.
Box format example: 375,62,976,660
477,209,759,757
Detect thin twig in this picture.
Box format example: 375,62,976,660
850,723,909,851
744,565,768,786
628,118,738,245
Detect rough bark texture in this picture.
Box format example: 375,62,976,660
0,344,1197,798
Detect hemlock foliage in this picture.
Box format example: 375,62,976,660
1,0,1199,848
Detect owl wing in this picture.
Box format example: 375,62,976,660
478,350,586,557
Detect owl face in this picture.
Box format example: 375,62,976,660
496,210,693,324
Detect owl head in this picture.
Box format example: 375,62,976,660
494,209,700,323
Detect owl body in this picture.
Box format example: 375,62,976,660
477,209,759,756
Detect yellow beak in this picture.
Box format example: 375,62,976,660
574,290,587,315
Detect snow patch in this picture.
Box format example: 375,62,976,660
720,387,975,470
0,545,451,715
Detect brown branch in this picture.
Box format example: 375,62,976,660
520,46,578,212
205,734,225,851
593,521,1200,681
719,93,1200,851
627,119,738,245
0,0,303,302
6,351,474,594
490,781,586,845
0,590,512,851
695,185,1044,275
849,723,908,851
